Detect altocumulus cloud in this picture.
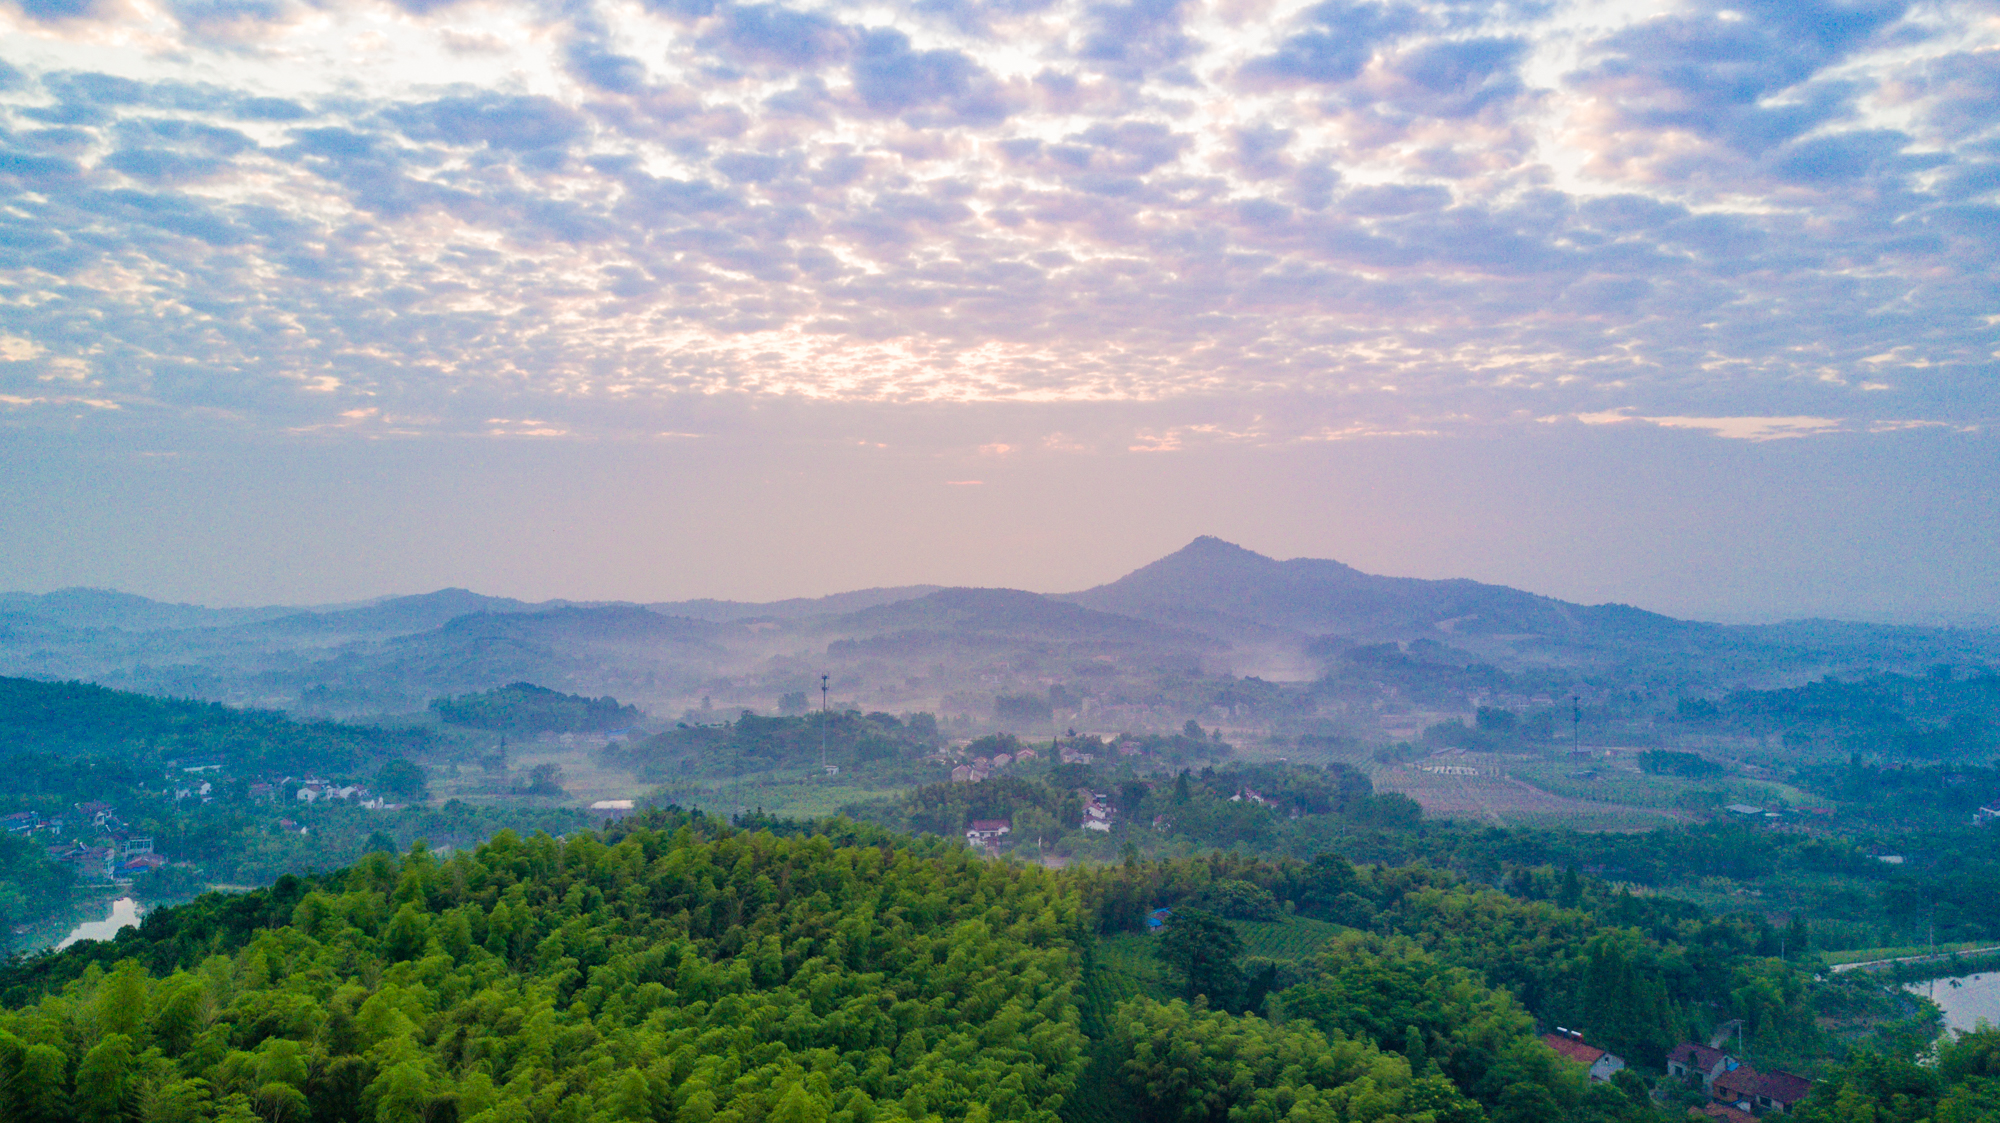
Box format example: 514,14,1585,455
0,0,1994,442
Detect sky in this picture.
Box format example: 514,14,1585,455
0,0,1995,621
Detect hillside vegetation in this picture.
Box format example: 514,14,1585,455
0,809,1923,1123
0,677,435,773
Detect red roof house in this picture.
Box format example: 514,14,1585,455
1711,1065,1812,1114
1542,1032,1626,1082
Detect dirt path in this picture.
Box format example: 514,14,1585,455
1832,945,2000,973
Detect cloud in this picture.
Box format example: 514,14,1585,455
851,28,1015,124
1573,411,1853,441
0,0,1987,445
1241,0,1420,85
386,95,587,154
707,3,855,67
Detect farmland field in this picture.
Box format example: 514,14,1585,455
1371,757,1685,831
1097,932,1175,1004
1235,915,1349,962
1507,759,1695,808
1510,758,1822,812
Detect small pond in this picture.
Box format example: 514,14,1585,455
55,897,144,950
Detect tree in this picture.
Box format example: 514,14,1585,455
1154,908,1243,1007
73,1032,133,1123
521,763,565,796
376,758,429,802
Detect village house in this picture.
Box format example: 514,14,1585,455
1666,1044,1733,1094
965,819,1011,848
75,801,123,831
1667,1044,1812,1116
1542,1031,1626,1082
1712,1066,1812,1115
590,799,636,821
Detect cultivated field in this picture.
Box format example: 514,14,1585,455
1371,756,1687,831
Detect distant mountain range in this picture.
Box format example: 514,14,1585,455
5,539,1994,664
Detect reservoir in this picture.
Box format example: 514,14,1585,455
55,897,144,950
1907,972,2000,1034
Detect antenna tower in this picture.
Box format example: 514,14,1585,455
820,673,830,772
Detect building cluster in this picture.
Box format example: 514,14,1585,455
2,810,62,836
14,802,165,882
293,779,399,809
1667,1043,1812,1118
1536,1032,1811,1118
947,745,1039,783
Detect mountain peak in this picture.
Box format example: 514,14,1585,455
1174,536,1272,562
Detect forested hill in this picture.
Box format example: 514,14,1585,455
0,676,434,773
0,809,1942,1123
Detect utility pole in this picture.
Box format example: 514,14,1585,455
1572,696,1582,757
820,673,830,774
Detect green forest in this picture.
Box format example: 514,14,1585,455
0,809,1955,1123
0,678,437,775
431,685,642,735
607,712,944,789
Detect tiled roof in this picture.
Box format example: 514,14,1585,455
1712,1067,1761,1097
1543,1034,1606,1066
1756,1071,1813,1103
1667,1043,1729,1071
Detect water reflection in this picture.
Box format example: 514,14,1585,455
55,897,143,950
1907,972,2000,1034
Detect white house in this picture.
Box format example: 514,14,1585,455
966,819,1011,847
